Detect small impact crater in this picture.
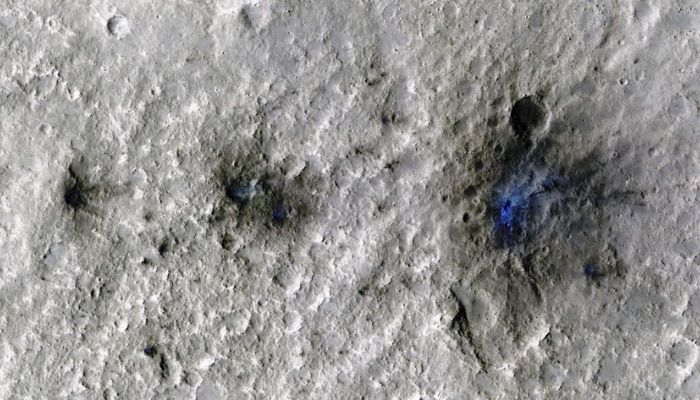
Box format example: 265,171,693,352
510,95,547,143
158,236,176,257
107,15,130,38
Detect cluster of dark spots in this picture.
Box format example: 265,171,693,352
381,111,400,125
365,60,387,86
454,182,486,234
380,83,412,127
143,344,170,379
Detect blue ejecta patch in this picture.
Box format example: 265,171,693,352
583,264,603,278
494,187,529,247
226,181,262,204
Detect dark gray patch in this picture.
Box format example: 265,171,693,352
64,165,90,210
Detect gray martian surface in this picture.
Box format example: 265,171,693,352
0,1,699,399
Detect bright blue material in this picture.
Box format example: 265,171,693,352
227,182,261,204
583,264,602,278
494,187,529,246
491,168,567,247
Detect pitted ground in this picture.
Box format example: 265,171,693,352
0,1,698,399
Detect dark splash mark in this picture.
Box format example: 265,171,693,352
64,165,90,210
62,160,126,218
64,183,87,209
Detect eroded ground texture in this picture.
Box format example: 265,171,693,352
0,1,699,399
